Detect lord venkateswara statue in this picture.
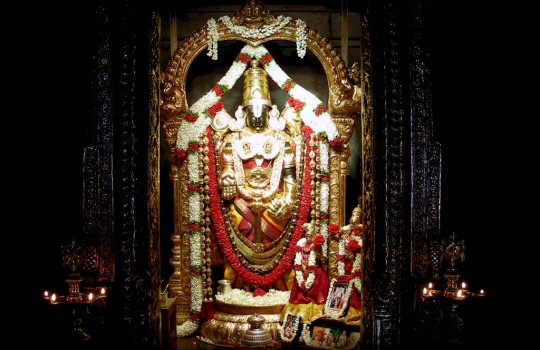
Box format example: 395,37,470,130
160,1,363,348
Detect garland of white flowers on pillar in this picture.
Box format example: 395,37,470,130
174,43,342,337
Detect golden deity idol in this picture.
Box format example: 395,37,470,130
214,59,298,289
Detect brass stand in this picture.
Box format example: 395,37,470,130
418,232,485,347
66,274,83,302
442,273,459,298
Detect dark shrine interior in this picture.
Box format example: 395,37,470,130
16,0,526,349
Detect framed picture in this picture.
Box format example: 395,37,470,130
303,325,359,349
324,280,350,318
311,326,326,344
280,312,300,342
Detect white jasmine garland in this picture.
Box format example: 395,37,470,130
176,58,249,151
320,222,328,235
177,116,210,154
263,59,340,140
320,183,329,214
188,193,201,223
319,141,329,173
295,19,307,58
294,239,317,291
218,60,249,87
264,61,289,84
187,153,199,182
319,180,330,256
338,240,347,276
206,16,307,60
289,85,321,106
189,234,202,267
317,140,330,257
176,263,203,337
240,44,269,59
176,318,199,338
221,15,291,38
206,18,219,60
190,274,203,310
177,145,204,337
215,288,290,306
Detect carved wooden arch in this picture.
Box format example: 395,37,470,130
159,0,366,330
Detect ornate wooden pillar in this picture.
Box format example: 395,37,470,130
81,0,162,348
363,0,441,347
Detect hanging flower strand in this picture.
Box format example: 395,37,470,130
295,19,307,58
206,18,219,60
205,16,308,60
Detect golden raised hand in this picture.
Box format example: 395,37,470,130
220,171,237,200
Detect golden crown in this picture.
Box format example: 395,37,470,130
242,59,272,107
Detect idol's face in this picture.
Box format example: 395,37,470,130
245,104,269,131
